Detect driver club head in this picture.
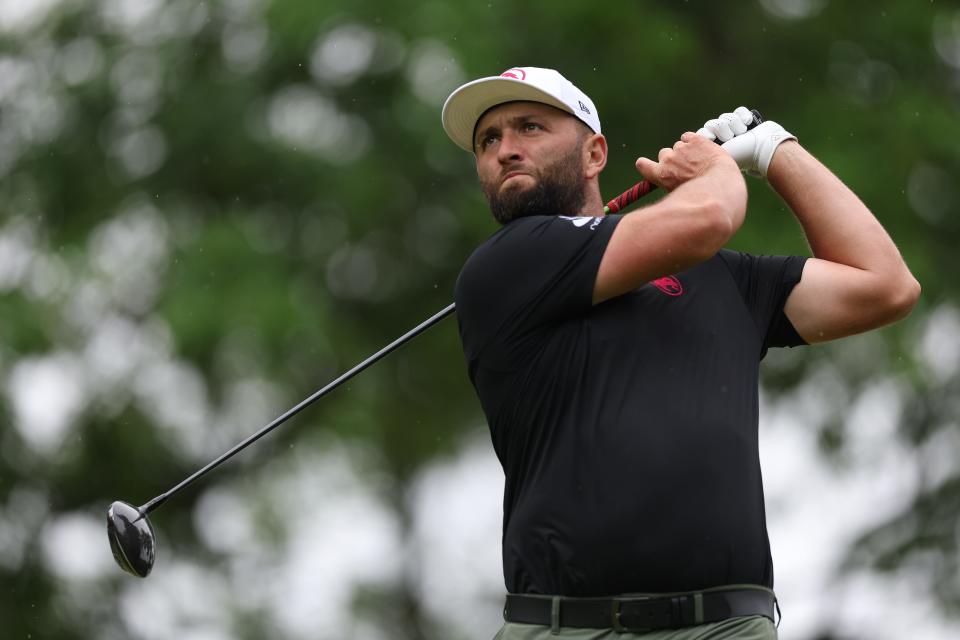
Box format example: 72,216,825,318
107,501,156,578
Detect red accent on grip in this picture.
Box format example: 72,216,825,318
605,181,655,213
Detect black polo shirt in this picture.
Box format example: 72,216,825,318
454,214,807,596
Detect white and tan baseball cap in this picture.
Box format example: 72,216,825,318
441,66,601,152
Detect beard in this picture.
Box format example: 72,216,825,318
480,141,588,225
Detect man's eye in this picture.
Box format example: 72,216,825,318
480,135,498,149
523,122,542,132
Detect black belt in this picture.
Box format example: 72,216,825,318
504,586,778,632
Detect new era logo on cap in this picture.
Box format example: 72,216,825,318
441,66,602,152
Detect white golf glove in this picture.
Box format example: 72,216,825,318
696,106,796,178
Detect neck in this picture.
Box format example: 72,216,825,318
579,183,606,217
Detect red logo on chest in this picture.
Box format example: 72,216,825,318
650,275,683,296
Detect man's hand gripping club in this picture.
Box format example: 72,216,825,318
697,106,797,178
634,131,741,192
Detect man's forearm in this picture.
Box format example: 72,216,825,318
633,150,748,264
767,141,908,276
594,148,746,304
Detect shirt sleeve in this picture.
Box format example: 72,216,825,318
455,214,621,370
717,249,808,357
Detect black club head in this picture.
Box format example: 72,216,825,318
107,501,156,578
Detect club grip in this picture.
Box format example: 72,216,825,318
604,109,763,214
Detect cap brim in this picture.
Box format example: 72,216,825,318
441,77,575,153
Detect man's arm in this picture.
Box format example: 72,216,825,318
769,142,921,342
593,132,747,304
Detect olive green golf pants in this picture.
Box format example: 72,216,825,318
494,614,777,640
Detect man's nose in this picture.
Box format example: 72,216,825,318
497,130,523,163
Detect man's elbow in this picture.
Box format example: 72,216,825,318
693,199,738,258
879,272,921,323
890,272,921,321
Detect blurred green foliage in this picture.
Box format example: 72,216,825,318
0,0,958,638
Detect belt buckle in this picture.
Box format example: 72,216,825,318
612,595,688,633
610,597,652,634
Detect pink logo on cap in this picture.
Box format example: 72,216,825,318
500,68,526,81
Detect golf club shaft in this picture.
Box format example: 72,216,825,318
604,109,763,214
140,302,457,515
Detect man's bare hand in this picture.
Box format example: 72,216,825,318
635,132,737,191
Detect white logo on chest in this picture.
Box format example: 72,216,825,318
558,216,601,230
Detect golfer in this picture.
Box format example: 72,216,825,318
441,67,920,639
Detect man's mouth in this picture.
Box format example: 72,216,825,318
502,171,531,186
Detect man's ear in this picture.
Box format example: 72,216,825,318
583,133,607,180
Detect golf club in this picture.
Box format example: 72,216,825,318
108,109,763,578
108,302,455,577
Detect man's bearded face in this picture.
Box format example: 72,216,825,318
480,138,588,225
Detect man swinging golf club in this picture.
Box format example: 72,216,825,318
442,67,920,639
